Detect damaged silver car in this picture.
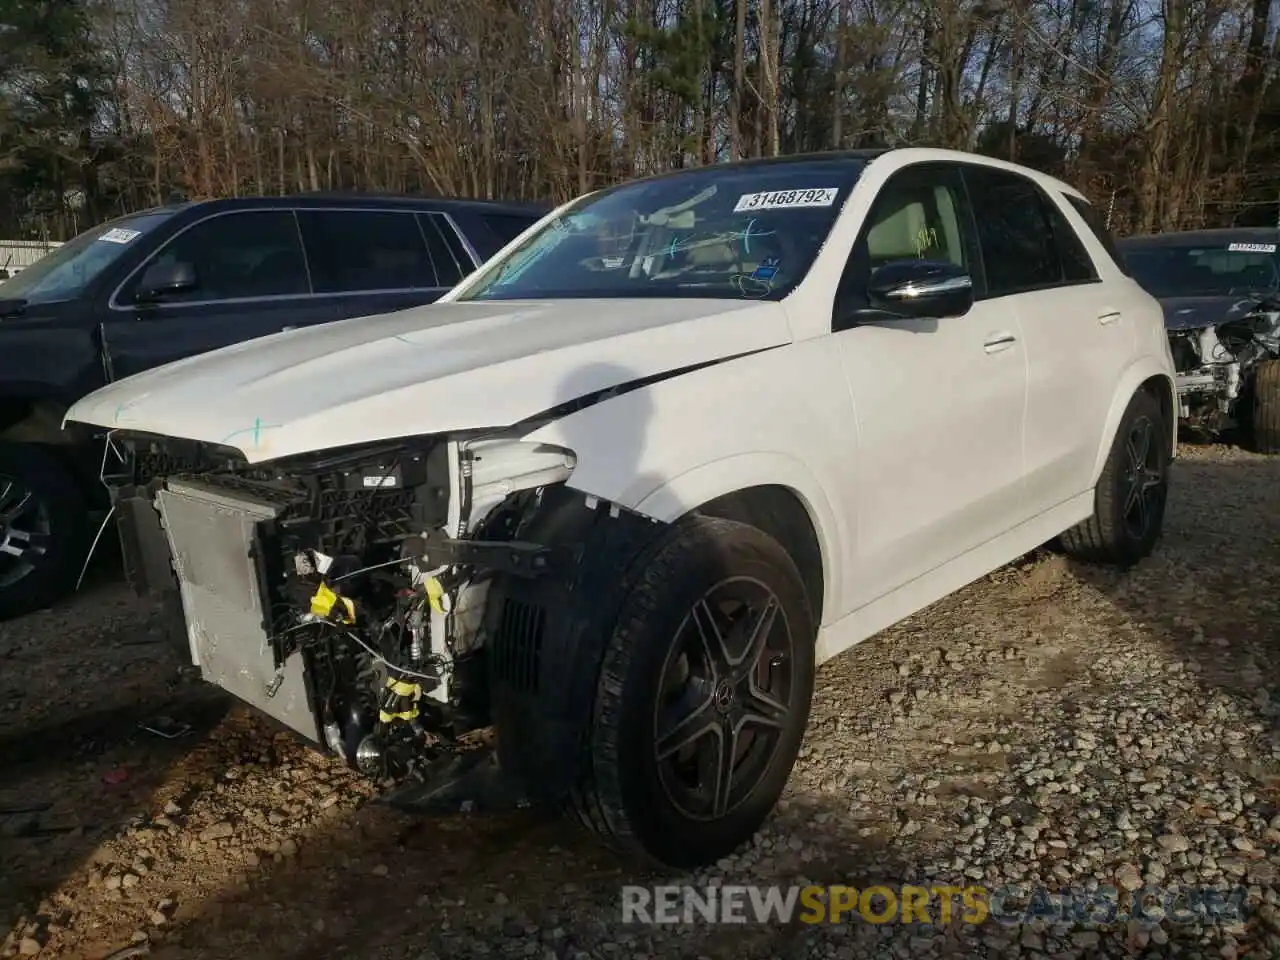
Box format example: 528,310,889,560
1118,228,1280,451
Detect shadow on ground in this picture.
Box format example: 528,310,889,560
1063,445,1280,743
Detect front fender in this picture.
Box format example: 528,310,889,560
520,341,857,623
1091,357,1177,486
632,452,845,620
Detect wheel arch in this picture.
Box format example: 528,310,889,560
689,485,825,626
1091,362,1177,486
0,394,76,445
602,452,845,625
0,392,108,509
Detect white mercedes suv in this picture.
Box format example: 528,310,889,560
64,147,1177,869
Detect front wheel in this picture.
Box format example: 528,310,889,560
1057,389,1169,567
0,442,91,620
569,517,817,869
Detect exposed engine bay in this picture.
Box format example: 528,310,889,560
100,427,648,790
1165,294,1280,437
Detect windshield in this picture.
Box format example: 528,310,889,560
454,158,867,302
0,212,175,304
1121,239,1280,298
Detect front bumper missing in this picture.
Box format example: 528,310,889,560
150,478,322,744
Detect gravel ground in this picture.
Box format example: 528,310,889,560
1,441,1278,960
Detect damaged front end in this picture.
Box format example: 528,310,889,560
1164,294,1280,437
102,428,590,782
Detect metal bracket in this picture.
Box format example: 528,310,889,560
405,530,578,579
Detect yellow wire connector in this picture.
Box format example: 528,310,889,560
309,582,355,623
425,576,447,615
378,676,422,723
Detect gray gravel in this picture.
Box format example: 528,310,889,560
1,441,1278,960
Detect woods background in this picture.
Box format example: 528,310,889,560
1,0,1279,244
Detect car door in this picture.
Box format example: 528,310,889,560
292,208,473,322
101,209,335,380
834,162,1028,607
959,166,1136,512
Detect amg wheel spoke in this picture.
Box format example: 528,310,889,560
1123,477,1142,517
741,674,788,729
1127,420,1151,473
709,721,738,819
732,598,778,677
0,485,31,526
655,692,718,761
691,599,730,679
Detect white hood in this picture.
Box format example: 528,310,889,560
65,298,791,463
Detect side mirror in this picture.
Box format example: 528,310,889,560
136,260,197,302
867,259,974,320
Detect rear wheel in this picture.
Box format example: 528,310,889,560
0,442,91,620
1250,359,1280,454
568,517,816,869
1057,389,1169,567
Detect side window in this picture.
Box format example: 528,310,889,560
296,210,438,292
961,166,1062,297
121,210,309,304
862,166,974,272
418,213,472,288
1045,200,1098,283
482,212,538,247
1064,194,1132,276
834,163,981,324
462,211,541,261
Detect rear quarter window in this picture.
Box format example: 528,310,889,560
463,211,543,261
1064,195,1130,276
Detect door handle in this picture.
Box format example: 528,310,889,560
983,332,1017,354
1097,309,1122,325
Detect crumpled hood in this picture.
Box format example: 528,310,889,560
1159,293,1279,331
65,298,790,462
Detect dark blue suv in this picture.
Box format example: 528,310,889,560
0,193,548,618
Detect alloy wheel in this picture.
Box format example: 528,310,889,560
652,576,795,821
0,475,51,589
1121,415,1165,541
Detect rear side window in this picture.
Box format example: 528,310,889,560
296,210,438,293
418,213,472,288
1064,195,1131,276
961,166,1061,297
1045,200,1099,283
482,212,538,248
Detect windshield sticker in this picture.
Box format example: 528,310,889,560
752,257,781,281
98,227,142,244
1227,242,1277,253
734,188,839,213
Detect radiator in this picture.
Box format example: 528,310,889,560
155,479,321,743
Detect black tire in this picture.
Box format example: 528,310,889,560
1057,389,1169,567
568,516,817,869
0,441,92,620
1250,359,1280,454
